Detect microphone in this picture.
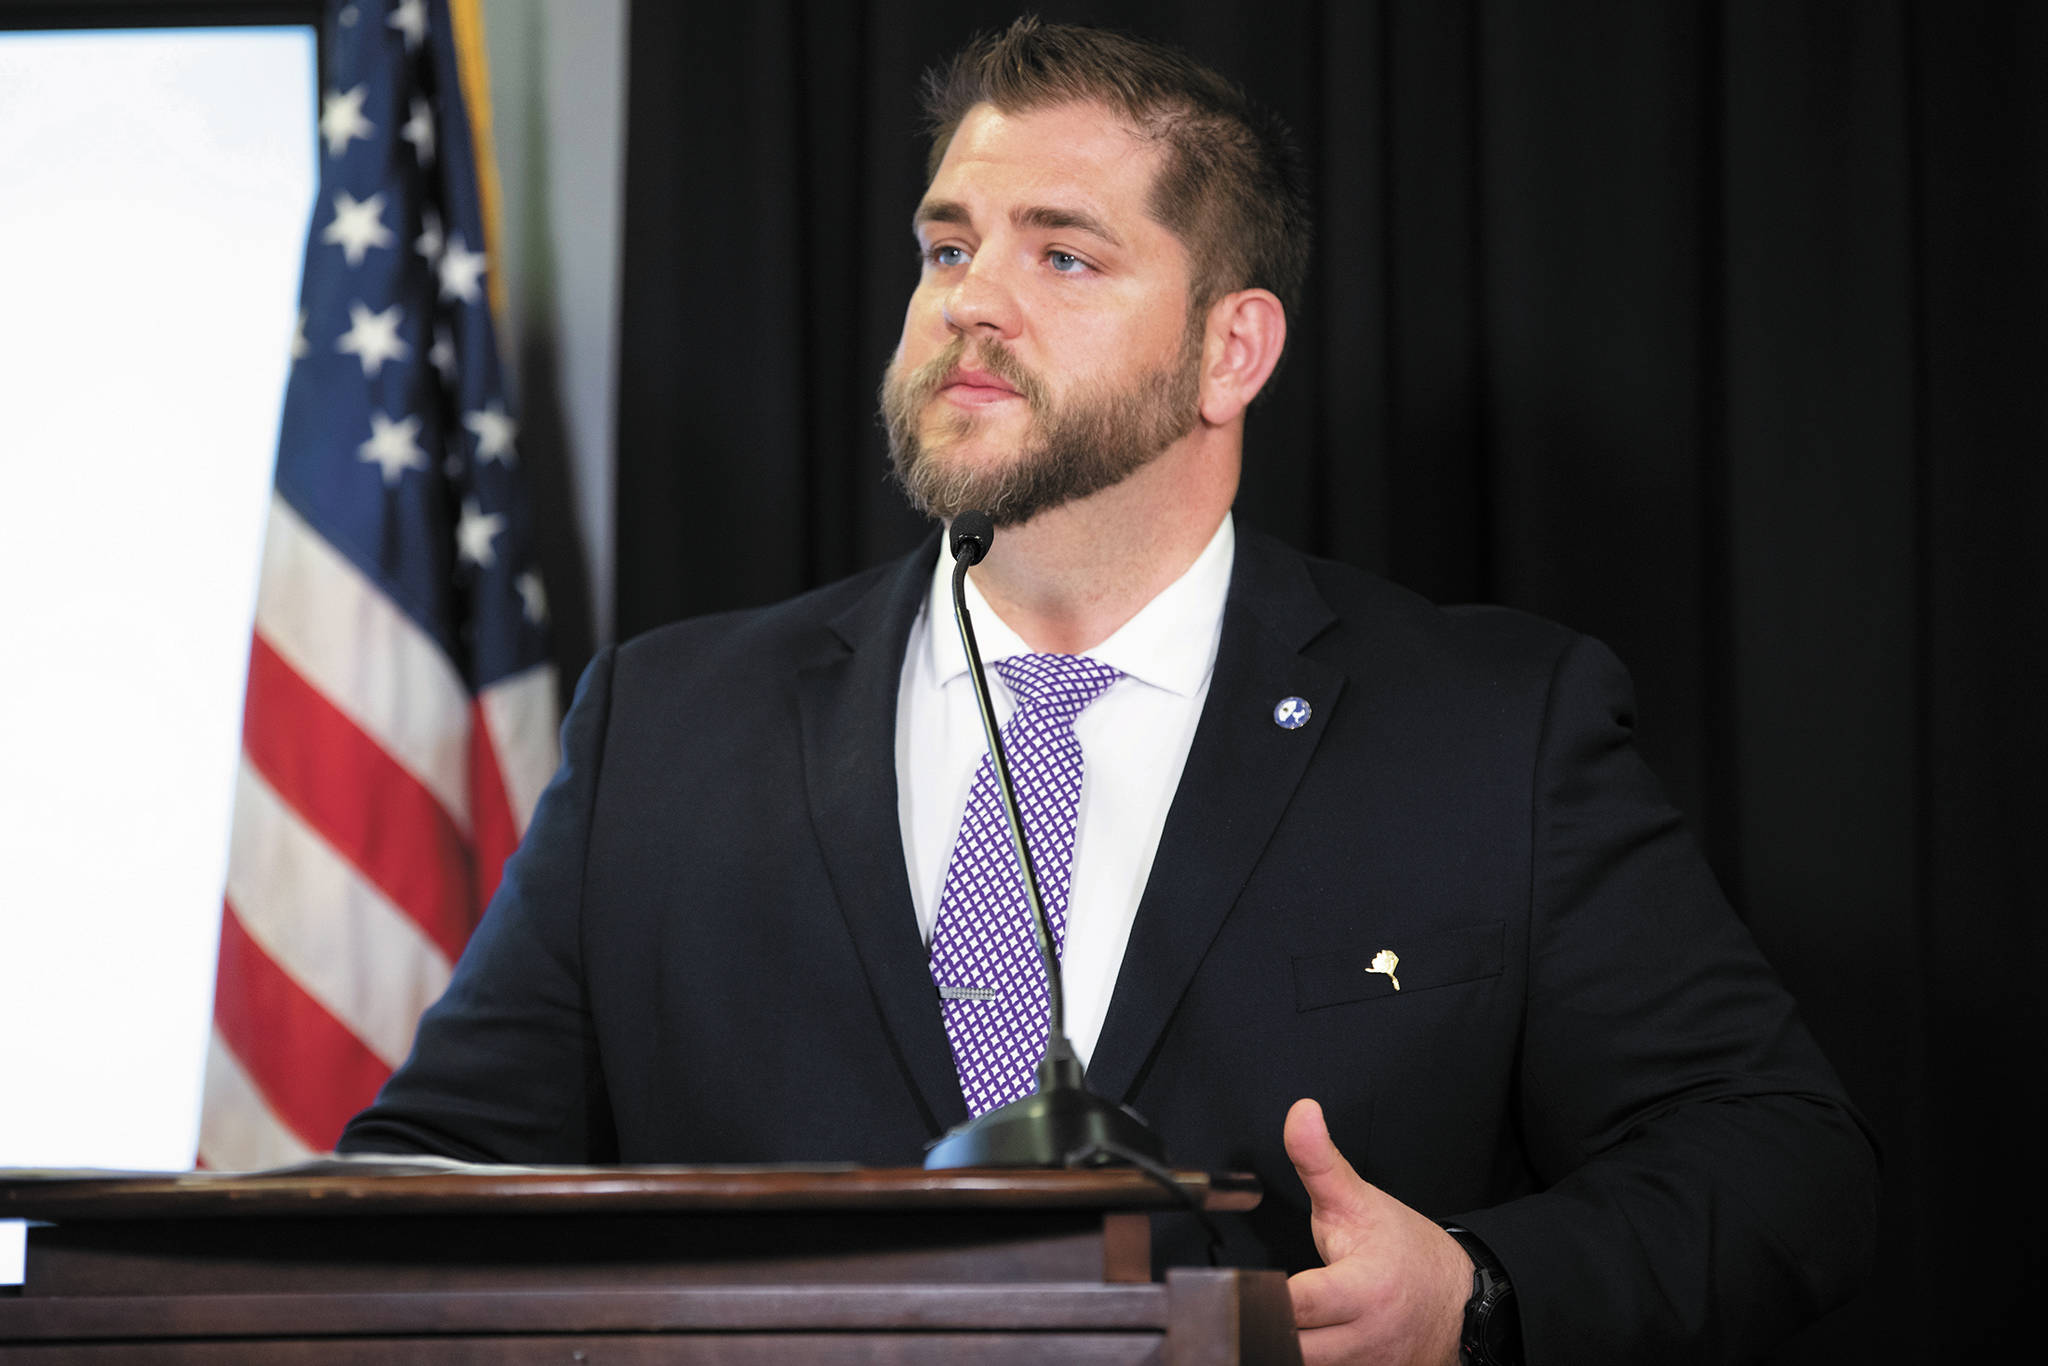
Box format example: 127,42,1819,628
948,511,993,568
924,511,1169,1170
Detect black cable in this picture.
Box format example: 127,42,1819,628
1066,1139,1228,1267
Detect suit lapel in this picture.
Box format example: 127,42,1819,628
796,536,969,1136
1086,531,1345,1103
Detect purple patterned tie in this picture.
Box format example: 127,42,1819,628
929,652,1122,1115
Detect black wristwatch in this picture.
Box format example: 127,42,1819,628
1441,1224,1522,1366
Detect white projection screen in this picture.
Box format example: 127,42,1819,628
0,23,318,1277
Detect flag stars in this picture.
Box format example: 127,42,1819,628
401,96,435,165
516,570,549,625
465,402,518,465
430,325,457,382
456,498,506,569
323,191,395,266
415,206,444,265
319,84,374,157
290,310,309,360
358,410,428,485
336,301,409,377
387,0,428,52
438,233,487,305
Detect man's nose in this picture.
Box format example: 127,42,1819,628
941,257,1021,340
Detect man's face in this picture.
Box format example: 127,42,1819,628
882,100,1206,528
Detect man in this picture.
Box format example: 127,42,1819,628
343,20,1877,1365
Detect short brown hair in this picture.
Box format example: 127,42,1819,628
923,17,1311,322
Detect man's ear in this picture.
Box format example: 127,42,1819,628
1198,288,1287,426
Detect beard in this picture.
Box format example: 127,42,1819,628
880,321,1203,529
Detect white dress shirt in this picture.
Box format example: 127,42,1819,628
894,513,1235,1068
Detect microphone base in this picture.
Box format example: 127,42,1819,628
924,1084,1170,1169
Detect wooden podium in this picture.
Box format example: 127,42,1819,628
0,1165,1302,1363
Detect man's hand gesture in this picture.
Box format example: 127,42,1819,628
1284,1098,1473,1366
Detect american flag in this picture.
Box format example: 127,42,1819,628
198,0,559,1169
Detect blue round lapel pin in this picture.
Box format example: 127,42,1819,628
1273,696,1311,729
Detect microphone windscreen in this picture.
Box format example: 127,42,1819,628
950,511,995,565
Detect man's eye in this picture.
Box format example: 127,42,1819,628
929,245,969,267
1048,250,1088,274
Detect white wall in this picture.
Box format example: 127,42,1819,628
0,22,318,1283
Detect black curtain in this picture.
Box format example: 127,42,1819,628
616,3,2044,1358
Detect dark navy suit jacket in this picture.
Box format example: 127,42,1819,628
343,527,1877,1363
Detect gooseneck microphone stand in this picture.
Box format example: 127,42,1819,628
923,511,1170,1170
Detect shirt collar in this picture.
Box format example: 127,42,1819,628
922,512,1236,699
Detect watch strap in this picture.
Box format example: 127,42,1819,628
1441,1224,1522,1366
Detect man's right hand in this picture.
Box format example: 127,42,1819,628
1283,1097,1472,1366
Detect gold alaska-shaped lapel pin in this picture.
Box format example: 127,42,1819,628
1367,949,1401,991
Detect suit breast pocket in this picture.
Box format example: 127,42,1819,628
1291,921,1505,1012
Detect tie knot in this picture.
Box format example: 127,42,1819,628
994,653,1121,723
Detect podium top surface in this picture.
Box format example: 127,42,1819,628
0,1162,1262,1221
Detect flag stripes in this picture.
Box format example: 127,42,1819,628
213,903,397,1152
252,496,475,831
479,666,558,830
201,1031,315,1171
466,694,521,911
242,633,475,962
225,756,454,1068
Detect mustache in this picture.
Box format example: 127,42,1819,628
894,335,1050,412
